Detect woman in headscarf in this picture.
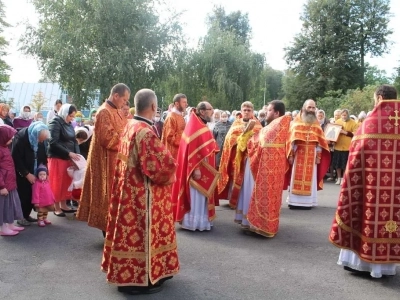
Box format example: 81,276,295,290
46,99,63,124
33,112,44,122
48,104,80,216
0,103,14,127
12,121,50,226
75,125,94,159
13,105,33,130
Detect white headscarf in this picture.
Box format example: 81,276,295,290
19,105,32,120
59,104,72,121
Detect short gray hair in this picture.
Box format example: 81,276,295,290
134,89,157,113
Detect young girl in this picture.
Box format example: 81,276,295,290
0,125,24,236
31,164,55,227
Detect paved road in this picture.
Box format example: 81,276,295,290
1,181,399,300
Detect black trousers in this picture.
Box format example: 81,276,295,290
16,176,33,219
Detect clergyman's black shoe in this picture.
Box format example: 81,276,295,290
118,283,164,295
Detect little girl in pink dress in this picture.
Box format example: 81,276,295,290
31,164,55,227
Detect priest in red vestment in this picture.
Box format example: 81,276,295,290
161,94,187,159
217,102,262,214
102,89,179,295
285,99,330,209
248,100,291,237
329,85,400,278
77,83,129,233
172,102,219,231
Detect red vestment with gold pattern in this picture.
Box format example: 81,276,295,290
285,116,330,194
172,113,219,222
161,111,186,159
329,99,400,263
217,117,262,208
77,101,127,231
247,115,292,237
101,119,179,286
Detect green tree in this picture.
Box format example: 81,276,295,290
30,91,46,112
193,7,265,110
20,0,182,109
340,85,377,114
0,0,10,98
284,0,392,105
393,64,400,94
316,90,345,118
364,64,390,86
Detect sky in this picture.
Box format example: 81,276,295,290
3,0,400,83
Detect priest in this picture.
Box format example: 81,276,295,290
329,85,400,278
247,100,291,237
172,102,219,231
102,88,179,294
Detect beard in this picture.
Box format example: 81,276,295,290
302,111,317,124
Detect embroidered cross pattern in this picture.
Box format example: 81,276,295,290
388,110,400,127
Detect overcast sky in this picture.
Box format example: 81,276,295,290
3,0,400,82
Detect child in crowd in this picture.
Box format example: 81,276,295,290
31,164,55,227
0,125,24,236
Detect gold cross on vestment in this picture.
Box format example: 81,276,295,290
389,110,400,127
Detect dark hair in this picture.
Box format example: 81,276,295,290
110,83,131,97
55,99,62,105
173,93,187,104
134,89,157,113
268,100,285,117
196,102,207,116
69,105,77,115
76,131,88,140
375,84,397,100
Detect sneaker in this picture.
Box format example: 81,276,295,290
335,178,341,185
38,220,46,227
327,177,335,182
17,219,31,226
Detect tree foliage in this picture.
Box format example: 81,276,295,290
30,90,46,112
284,0,392,109
0,0,10,98
157,6,267,110
20,0,182,109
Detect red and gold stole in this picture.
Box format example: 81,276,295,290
330,99,400,263
285,116,330,195
172,113,219,222
217,117,262,208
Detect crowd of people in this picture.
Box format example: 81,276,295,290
1,83,399,295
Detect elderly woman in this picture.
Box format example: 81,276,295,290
12,121,50,226
0,103,14,127
48,104,80,216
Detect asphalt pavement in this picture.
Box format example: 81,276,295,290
1,181,399,300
